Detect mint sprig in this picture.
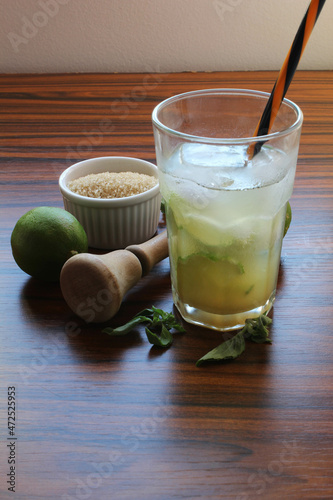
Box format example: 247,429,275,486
103,306,185,348
243,314,272,344
196,314,272,367
103,308,272,363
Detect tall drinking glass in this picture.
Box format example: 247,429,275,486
152,89,303,331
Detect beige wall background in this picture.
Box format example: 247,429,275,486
1,0,332,73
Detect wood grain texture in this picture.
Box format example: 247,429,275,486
0,71,333,500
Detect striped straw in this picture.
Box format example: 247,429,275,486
249,0,327,158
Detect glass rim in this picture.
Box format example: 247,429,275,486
151,88,303,145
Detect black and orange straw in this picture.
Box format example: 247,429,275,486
249,0,327,158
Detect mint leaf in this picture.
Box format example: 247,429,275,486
102,307,158,336
243,315,272,344
102,307,185,348
137,308,157,319
153,309,185,333
146,324,173,348
196,314,272,366
196,330,245,366
103,315,151,336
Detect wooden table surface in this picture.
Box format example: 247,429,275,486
0,71,333,500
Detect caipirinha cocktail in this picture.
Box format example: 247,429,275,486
159,142,297,330
152,88,303,331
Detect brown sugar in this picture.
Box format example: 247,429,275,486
68,171,158,199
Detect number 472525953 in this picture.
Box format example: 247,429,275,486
7,387,16,436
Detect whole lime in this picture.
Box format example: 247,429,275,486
11,206,88,281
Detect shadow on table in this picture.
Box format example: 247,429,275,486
19,263,171,365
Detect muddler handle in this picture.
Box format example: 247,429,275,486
126,229,169,276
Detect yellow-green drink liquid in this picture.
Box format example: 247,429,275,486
159,143,297,330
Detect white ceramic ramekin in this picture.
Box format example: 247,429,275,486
59,156,161,250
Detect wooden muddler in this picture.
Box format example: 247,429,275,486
60,230,168,323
